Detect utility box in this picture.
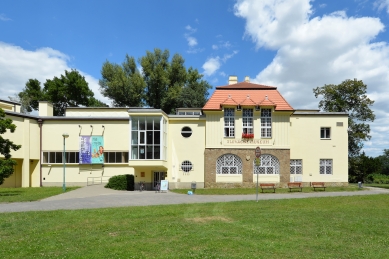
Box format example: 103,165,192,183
191,181,197,193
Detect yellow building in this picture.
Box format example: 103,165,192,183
1,76,348,189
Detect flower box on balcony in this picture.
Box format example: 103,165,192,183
242,133,254,139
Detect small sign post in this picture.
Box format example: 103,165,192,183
255,147,261,202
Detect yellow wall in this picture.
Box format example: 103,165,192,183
204,109,292,150
168,118,206,188
1,115,40,187
290,114,348,183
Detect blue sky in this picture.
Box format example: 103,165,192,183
1,0,389,157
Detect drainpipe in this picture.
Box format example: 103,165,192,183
38,119,43,187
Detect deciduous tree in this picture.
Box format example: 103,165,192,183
99,55,145,107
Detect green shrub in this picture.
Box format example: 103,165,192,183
368,174,389,184
105,174,134,191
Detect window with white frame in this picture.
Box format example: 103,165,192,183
320,159,332,174
131,116,162,160
321,127,331,139
242,108,253,134
261,108,272,138
253,154,280,174
290,159,302,174
224,108,235,137
181,160,193,172
216,154,242,174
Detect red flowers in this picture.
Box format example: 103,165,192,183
242,133,254,139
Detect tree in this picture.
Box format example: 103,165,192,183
313,79,375,157
377,149,389,175
177,67,211,108
0,108,21,185
17,70,108,116
100,49,212,114
9,79,44,114
99,55,145,107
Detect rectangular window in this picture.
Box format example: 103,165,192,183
242,109,253,135
321,127,331,139
261,108,272,138
131,116,162,160
224,108,235,137
290,159,302,174
320,159,332,174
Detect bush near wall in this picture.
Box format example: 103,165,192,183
105,174,134,191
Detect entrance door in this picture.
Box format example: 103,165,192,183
153,172,165,189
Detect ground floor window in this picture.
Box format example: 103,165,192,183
253,154,280,174
290,159,302,174
320,159,332,174
216,154,242,174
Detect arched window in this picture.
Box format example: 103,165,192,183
216,154,242,174
181,160,193,172
253,154,280,174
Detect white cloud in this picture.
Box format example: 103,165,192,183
0,42,110,105
202,57,221,76
234,0,389,157
184,25,199,52
212,44,218,50
374,0,389,13
186,36,198,47
0,13,11,21
202,51,239,76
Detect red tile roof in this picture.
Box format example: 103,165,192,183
203,82,293,111
239,95,257,106
220,95,239,106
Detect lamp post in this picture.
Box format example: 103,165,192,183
62,133,69,192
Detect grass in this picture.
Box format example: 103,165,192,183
0,187,80,203
364,184,389,189
0,194,388,258
171,185,362,195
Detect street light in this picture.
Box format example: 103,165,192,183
62,133,69,192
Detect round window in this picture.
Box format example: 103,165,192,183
181,160,193,172
181,126,192,138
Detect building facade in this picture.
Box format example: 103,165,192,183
1,77,348,189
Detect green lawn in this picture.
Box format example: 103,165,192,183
1,194,389,258
0,187,80,203
364,184,389,189
171,185,361,195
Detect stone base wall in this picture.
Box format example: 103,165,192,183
204,148,290,188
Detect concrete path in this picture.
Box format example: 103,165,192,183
1,185,388,213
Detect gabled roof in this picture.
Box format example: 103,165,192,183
239,95,257,106
203,82,293,111
258,96,277,107
220,95,239,106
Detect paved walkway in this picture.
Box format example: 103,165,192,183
1,185,389,213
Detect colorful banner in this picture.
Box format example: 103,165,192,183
79,136,104,164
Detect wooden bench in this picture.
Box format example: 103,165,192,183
259,183,276,193
287,182,302,192
311,182,326,191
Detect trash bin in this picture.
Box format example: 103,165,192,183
358,182,362,188
191,181,196,194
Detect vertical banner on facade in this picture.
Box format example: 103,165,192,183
79,136,91,164
79,136,104,164
91,136,104,164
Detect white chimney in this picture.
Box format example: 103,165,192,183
244,76,250,82
228,75,238,85
39,101,53,116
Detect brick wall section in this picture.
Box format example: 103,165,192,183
204,148,290,188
